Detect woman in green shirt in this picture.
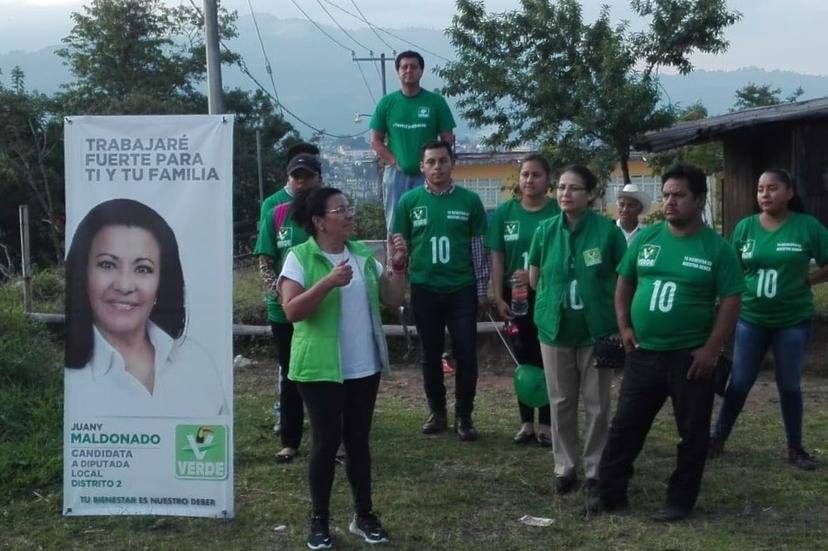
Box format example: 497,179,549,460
528,165,626,495
710,169,828,470
487,154,560,446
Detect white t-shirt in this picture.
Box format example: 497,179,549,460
616,219,646,244
65,322,228,418
280,249,383,380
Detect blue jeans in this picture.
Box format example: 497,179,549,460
383,165,424,231
410,284,479,418
713,318,811,448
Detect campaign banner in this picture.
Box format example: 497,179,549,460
62,115,234,518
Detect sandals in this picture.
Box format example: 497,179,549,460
275,447,298,463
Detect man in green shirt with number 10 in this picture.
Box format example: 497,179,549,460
586,163,744,522
393,140,488,442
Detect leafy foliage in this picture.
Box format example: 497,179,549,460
732,82,804,111
439,0,741,182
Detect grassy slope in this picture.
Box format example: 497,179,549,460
3,364,827,550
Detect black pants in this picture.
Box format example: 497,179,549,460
271,323,304,449
411,284,478,418
298,373,381,518
503,286,551,426
598,348,715,510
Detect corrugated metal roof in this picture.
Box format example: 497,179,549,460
636,96,828,152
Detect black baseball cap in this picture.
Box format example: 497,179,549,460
287,154,322,176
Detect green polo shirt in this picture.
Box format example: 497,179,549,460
254,188,309,323
369,89,456,175
392,184,486,292
486,197,560,286
618,222,745,351
733,212,828,328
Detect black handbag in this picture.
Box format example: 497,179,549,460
593,335,626,369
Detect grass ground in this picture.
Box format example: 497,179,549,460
3,360,827,550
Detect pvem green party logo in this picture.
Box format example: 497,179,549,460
583,248,602,267
277,227,293,249
504,221,520,242
175,425,228,480
637,244,661,267
417,106,431,118
740,239,755,259
412,206,428,227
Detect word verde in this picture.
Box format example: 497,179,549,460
70,432,161,445
175,425,228,480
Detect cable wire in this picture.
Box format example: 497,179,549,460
246,0,283,116
287,0,353,52
349,0,395,51
313,0,373,51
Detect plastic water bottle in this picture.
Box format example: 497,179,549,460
511,281,529,317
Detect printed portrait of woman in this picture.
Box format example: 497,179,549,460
64,198,227,417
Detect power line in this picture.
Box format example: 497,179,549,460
349,0,395,52
320,0,451,63
354,55,377,103
313,0,372,52
246,0,283,116
287,0,353,52
187,0,369,139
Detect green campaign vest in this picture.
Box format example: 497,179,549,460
288,238,389,383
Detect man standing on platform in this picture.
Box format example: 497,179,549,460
585,163,744,521
392,140,488,442
370,51,456,231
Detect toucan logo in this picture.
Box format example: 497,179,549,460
176,425,228,480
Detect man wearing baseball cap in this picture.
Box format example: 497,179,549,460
254,147,324,464
616,183,651,244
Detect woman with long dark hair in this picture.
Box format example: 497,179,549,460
64,198,226,417
487,153,559,446
709,169,828,469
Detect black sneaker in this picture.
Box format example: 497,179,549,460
788,446,817,471
582,495,629,518
421,412,448,435
652,502,691,522
582,478,599,497
349,512,389,544
555,475,577,495
455,417,478,441
708,433,725,459
307,516,332,550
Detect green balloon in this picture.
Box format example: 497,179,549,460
513,364,549,408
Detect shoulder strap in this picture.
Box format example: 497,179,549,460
272,202,291,234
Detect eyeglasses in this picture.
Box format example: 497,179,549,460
327,205,355,216
556,185,587,193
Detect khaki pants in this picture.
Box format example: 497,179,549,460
541,344,612,479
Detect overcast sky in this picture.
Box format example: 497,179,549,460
2,0,827,76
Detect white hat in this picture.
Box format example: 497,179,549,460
617,183,651,214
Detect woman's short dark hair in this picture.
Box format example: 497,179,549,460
521,153,551,177
560,164,598,192
65,199,185,368
292,187,344,237
662,163,707,198
762,168,805,213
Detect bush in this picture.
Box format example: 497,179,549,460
0,284,63,499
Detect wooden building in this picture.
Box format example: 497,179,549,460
636,97,828,235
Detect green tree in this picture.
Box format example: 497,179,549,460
0,72,65,266
732,82,804,111
56,0,238,114
439,0,740,183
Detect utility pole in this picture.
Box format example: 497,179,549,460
352,52,394,96
353,53,394,205
203,0,224,114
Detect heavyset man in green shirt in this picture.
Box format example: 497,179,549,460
370,51,456,231
587,163,744,522
254,146,322,463
393,140,488,441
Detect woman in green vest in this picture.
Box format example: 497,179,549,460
487,153,560,446
528,165,626,496
279,187,408,549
